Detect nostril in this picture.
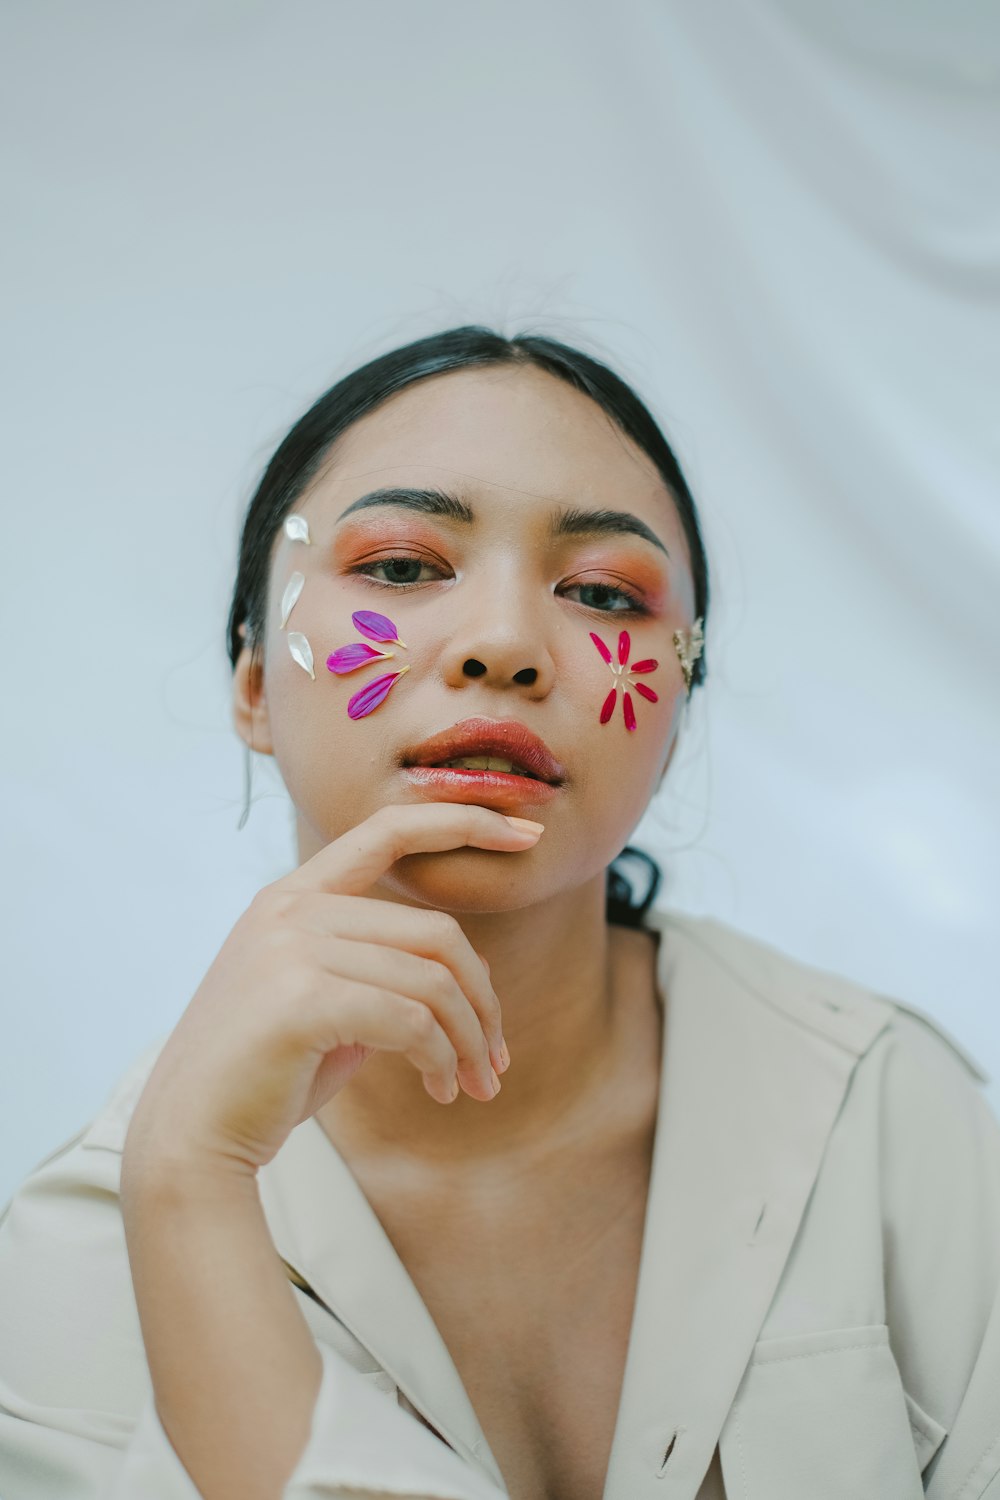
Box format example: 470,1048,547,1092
462,659,487,677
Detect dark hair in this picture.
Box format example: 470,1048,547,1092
227,324,710,927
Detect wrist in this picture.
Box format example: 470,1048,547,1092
120,1134,260,1219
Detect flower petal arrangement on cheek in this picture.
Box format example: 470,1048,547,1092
275,508,413,716
590,630,659,732
327,611,411,719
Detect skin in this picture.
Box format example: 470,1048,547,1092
234,362,697,1162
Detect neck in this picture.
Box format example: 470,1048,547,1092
317,873,645,1165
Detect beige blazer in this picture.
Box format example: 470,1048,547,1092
2,906,999,1500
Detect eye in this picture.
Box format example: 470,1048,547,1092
563,580,646,614
350,557,647,614
351,555,444,587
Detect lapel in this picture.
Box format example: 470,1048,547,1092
258,907,894,1500
256,1102,505,1485
599,908,894,1498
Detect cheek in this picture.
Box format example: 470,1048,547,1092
271,581,411,717
578,625,680,736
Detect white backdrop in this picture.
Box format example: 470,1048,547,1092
2,0,998,1203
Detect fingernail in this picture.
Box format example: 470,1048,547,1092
503,816,544,835
490,1068,502,1096
498,1038,511,1071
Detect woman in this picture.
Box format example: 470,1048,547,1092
1,325,998,1500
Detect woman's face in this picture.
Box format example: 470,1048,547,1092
234,363,697,913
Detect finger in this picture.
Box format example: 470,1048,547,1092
275,894,505,1071
304,978,460,1105
312,935,497,1100
279,803,544,900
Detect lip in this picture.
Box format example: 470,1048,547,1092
400,717,566,785
401,765,562,811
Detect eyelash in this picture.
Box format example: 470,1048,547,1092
350,555,648,615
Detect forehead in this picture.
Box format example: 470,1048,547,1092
309,364,689,554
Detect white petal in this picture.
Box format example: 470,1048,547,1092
287,631,315,679
280,571,305,629
283,514,312,545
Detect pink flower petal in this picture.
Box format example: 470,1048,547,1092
347,668,408,719
633,682,658,703
617,630,630,666
630,658,658,674
590,631,613,665
352,609,400,644
623,692,637,731
599,687,617,724
326,642,392,674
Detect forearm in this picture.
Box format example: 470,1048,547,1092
121,1157,323,1500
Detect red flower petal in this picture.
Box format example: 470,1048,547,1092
352,609,400,644
599,687,617,723
630,658,658,673
617,630,630,666
326,642,392,674
590,631,613,665
623,692,637,731
633,682,658,703
347,668,408,719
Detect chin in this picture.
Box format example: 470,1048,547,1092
379,848,547,915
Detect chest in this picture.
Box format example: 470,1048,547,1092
360,1147,653,1500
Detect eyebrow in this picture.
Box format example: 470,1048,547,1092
335,487,670,557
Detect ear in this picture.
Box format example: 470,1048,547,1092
232,622,275,756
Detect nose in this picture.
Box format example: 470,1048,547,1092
438,587,556,698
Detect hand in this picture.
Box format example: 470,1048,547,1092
122,804,543,1181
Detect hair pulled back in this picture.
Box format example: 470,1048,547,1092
227,325,710,926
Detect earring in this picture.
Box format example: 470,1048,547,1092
672,617,705,694
327,610,410,719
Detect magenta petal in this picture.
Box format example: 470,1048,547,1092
633,682,658,703
630,658,658,674
623,692,637,731
352,609,399,644
617,630,630,666
347,670,406,719
599,687,617,724
326,642,390,674
590,631,613,665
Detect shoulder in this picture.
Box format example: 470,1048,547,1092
650,909,1000,1490
648,904,992,1086
648,906,1000,1234
0,1035,170,1426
